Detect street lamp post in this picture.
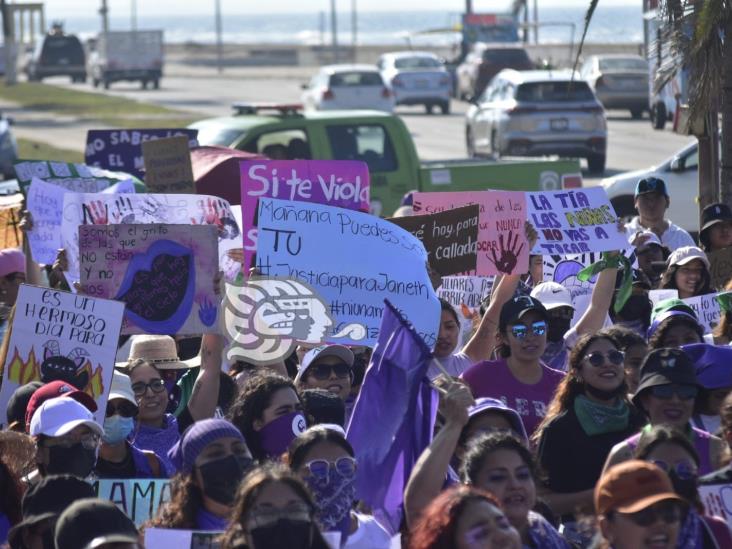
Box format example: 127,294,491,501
331,0,338,63
215,0,223,73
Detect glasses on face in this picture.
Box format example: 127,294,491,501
650,384,698,401
308,363,352,381
105,401,137,418
510,321,547,339
620,500,683,527
44,432,100,450
246,502,312,529
303,456,357,483
131,378,166,397
651,459,698,480
584,350,625,367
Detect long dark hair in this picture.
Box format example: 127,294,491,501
0,457,23,524
148,473,203,529
460,432,537,486
647,316,704,350
660,263,712,296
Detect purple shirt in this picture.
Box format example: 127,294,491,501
460,359,565,436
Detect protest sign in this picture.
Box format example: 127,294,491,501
709,247,732,289
527,187,626,254
254,198,440,347
701,484,732,531
80,224,219,335
142,135,195,194
649,289,679,309
145,529,221,549
388,205,479,276
682,293,722,334
0,285,124,426
93,479,171,527
240,160,370,270
85,129,198,180
412,190,528,276
437,275,494,344
14,160,137,194
61,193,237,285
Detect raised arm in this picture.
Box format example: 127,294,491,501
573,251,620,337
187,332,224,421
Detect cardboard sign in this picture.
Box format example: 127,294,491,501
412,190,529,276
85,129,198,180
79,224,219,335
701,484,732,531
528,188,627,254
682,293,722,334
708,247,732,290
388,205,479,276
437,275,494,344
142,136,195,194
255,198,440,347
14,160,136,194
145,529,221,549
0,285,124,426
61,193,237,286
240,160,370,270
93,479,171,527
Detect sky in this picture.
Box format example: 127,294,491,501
44,0,639,18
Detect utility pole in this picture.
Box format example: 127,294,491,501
215,0,223,73
465,0,473,13
1,0,16,85
351,0,357,62
330,0,338,64
131,0,137,31
100,0,109,34
533,0,538,44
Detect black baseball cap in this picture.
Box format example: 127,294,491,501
632,348,699,408
700,202,732,234
499,295,548,331
8,475,95,548
635,177,669,198
55,498,139,549
6,381,43,427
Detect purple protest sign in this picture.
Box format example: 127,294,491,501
239,160,370,269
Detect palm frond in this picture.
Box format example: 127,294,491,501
571,0,600,77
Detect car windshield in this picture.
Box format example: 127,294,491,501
194,127,245,147
329,72,383,87
482,49,529,63
394,56,441,69
516,81,595,102
598,58,646,71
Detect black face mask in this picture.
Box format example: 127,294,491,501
669,470,698,502
250,519,312,549
46,444,96,478
547,318,571,343
616,295,652,326
584,382,626,402
197,455,253,505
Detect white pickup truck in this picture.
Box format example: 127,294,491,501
89,30,164,90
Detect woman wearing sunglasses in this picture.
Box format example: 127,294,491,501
533,332,644,529
95,371,171,478
295,345,354,403
634,426,732,548
285,426,391,549
151,418,254,531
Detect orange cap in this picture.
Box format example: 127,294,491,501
595,460,683,515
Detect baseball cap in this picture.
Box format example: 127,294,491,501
595,460,683,515
295,344,354,384
29,397,103,438
632,348,699,406
681,343,732,390
54,498,139,549
667,246,710,269
0,248,25,278
25,381,98,432
700,202,732,234
7,475,96,548
634,230,664,251
108,370,137,407
499,295,549,330
467,397,528,442
6,381,43,427
635,177,669,198
647,310,702,340
651,298,697,322
530,282,573,311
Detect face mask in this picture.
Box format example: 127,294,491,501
197,454,252,505
616,295,652,326
102,415,134,445
669,470,698,502
250,519,312,549
258,412,307,459
306,465,356,533
46,444,96,478
547,317,571,343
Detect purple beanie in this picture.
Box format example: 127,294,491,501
167,418,245,474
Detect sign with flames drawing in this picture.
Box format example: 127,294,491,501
0,285,125,427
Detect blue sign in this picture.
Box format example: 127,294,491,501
84,129,198,180
255,198,440,347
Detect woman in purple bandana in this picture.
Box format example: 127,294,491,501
228,372,307,461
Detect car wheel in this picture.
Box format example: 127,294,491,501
630,107,643,120
425,104,434,114
490,130,500,158
153,79,160,90
466,127,476,158
611,195,636,224
103,80,110,90
440,101,450,115
587,154,606,174
141,80,148,90
92,78,99,88
651,102,666,130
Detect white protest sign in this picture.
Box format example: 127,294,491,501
528,187,627,254
701,484,732,531
144,528,221,549
649,289,679,309
437,275,494,344
682,293,722,334
93,478,171,527
0,285,124,426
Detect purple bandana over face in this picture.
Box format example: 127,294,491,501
259,412,307,459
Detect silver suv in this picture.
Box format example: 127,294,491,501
465,69,608,174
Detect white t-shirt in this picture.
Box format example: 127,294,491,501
625,217,696,251
345,513,392,549
428,351,473,379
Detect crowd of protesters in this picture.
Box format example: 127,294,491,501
1,173,732,549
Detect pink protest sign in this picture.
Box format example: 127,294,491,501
413,191,528,276
240,160,370,270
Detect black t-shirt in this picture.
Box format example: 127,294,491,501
95,446,136,479
537,404,644,494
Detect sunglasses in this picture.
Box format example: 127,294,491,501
131,378,166,397
649,384,698,401
105,401,137,418
619,500,683,527
584,350,625,367
651,459,698,480
510,321,547,339
303,456,357,483
308,363,352,381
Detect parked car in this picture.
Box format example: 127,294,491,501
580,54,649,119
301,65,395,112
455,42,532,100
602,137,701,233
189,103,582,216
377,51,451,114
465,69,608,173
89,30,164,89
25,26,86,82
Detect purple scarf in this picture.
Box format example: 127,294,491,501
130,413,179,472
677,509,703,549
196,507,228,531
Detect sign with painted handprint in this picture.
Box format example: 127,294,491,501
79,224,219,335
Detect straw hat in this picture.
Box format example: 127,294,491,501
115,335,199,370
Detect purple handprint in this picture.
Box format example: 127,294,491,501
487,230,524,274
197,295,218,327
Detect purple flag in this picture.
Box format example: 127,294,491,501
345,299,438,535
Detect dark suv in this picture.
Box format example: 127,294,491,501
26,29,86,82
456,43,533,100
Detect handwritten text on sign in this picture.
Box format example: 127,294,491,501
94,478,171,527
141,135,195,194
255,198,439,347
682,293,722,334
13,160,135,193
240,160,370,269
